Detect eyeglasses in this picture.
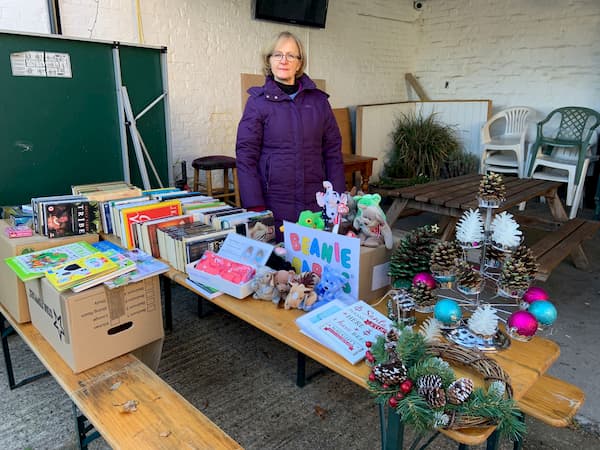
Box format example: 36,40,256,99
270,52,301,62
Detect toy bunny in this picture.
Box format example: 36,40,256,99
251,266,276,301
353,203,394,249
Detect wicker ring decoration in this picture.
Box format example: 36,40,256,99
366,325,524,439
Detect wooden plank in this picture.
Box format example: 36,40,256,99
333,107,353,155
405,73,430,101
530,219,586,260
519,375,585,427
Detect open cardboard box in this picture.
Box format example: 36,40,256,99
186,233,273,299
27,275,164,373
0,219,98,323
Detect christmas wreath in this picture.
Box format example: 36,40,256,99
365,320,526,441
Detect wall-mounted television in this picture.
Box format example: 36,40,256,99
253,0,329,29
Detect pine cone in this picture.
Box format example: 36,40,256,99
388,225,438,281
430,240,460,273
446,378,474,405
417,374,443,396
373,360,408,386
479,173,506,202
425,387,447,408
485,245,506,266
456,261,482,289
500,257,531,291
511,245,538,279
409,282,437,308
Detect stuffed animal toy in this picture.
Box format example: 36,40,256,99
284,282,318,310
353,203,394,249
251,266,276,301
297,210,325,230
271,269,296,307
312,265,354,309
316,181,348,233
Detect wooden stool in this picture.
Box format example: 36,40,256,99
192,155,240,206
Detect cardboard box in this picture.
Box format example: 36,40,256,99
186,233,273,299
358,245,393,303
28,275,164,373
0,219,98,323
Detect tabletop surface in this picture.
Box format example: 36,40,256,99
170,269,560,445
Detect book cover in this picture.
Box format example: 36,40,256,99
92,240,169,287
119,200,182,249
109,197,156,239
210,207,247,230
141,214,194,257
5,241,97,281
184,278,222,299
31,194,86,234
42,200,100,238
44,252,119,291
183,229,234,270
296,300,392,364
237,211,276,244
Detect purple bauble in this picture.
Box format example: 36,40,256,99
522,286,549,304
413,272,436,290
507,311,538,340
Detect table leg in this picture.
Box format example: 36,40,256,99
384,405,405,450
385,198,409,228
161,275,173,332
544,188,568,222
360,170,370,193
440,217,458,241
72,402,100,449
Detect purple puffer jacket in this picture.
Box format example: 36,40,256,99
236,74,345,231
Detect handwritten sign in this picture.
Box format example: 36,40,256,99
283,221,360,299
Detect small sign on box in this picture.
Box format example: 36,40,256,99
186,233,274,299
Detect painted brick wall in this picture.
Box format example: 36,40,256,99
413,0,600,115
3,0,599,179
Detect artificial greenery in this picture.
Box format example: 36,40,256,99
384,112,461,180
366,324,526,441
388,224,439,286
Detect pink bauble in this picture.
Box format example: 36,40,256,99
507,311,538,338
413,272,436,290
522,286,549,304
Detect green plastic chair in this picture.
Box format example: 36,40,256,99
527,107,600,214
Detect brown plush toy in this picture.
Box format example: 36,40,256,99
271,270,296,307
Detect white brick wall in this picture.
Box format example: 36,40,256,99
2,0,599,179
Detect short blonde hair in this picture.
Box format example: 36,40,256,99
262,31,306,78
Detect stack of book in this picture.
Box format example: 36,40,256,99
296,300,392,364
31,195,101,238
72,181,142,201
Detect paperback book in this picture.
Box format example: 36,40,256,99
41,200,100,238
119,199,183,249
296,300,392,364
5,241,97,281
91,240,170,287
184,278,223,299
45,252,119,292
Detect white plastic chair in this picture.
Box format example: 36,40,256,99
480,107,536,178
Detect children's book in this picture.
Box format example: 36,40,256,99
5,241,97,281
296,300,392,364
45,252,119,291
91,240,169,287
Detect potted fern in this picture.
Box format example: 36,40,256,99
383,112,461,181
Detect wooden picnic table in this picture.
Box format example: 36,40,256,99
372,174,599,280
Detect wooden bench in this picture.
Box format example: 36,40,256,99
518,374,585,428
0,304,242,450
530,218,600,281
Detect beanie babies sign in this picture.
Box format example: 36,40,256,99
283,221,359,300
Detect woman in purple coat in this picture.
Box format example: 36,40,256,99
236,31,345,242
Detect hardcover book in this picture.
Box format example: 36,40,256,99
5,241,97,281
296,300,392,364
44,252,119,291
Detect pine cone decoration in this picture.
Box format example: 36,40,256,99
409,282,437,308
446,378,474,405
384,328,400,353
479,173,506,203
430,240,461,273
373,360,408,386
417,374,443,396
485,245,506,267
425,387,447,408
456,261,482,289
500,257,532,292
389,225,438,281
511,245,538,279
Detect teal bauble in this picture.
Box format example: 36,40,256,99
527,300,557,326
434,298,462,325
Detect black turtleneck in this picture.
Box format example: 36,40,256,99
275,80,299,96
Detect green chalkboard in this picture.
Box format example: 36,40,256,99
0,32,170,206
